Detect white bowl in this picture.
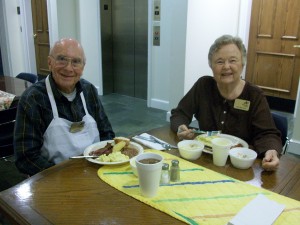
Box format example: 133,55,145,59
177,140,204,160
229,147,257,169
130,156,138,176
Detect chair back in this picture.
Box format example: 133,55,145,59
271,112,288,146
16,72,38,83
0,107,17,158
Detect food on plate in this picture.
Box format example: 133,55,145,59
231,143,243,149
121,147,139,158
98,151,129,162
89,142,113,156
112,141,127,152
89,137,139,162
114,137,130,145
195,135,243,149
195,135,219,148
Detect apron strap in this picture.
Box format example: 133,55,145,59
80,92,90,116
46,76,59,118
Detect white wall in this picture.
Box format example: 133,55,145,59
148,0,188,111
56,0,78,39
184,0,240,93
287,79,300,155
0,0,25,76
77,0,102,95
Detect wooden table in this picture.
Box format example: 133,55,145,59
0,125,299,224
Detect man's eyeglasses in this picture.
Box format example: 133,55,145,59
50,55,84,69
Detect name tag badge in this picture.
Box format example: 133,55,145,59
69,121,85,133
234,99,250,111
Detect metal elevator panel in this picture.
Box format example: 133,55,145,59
100,0,148,99
134,0,148,99
101,0,113,94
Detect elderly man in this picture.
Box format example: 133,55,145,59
14,38,115,175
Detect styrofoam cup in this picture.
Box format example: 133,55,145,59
135,153,163,197
212,137,233,166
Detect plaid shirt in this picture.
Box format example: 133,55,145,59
14,75,115,175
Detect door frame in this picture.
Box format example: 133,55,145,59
19,0,36,74
19,0,59,76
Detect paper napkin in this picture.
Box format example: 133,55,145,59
228,194,285,225
132,133,165,150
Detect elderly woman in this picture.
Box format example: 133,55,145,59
170,34,281,171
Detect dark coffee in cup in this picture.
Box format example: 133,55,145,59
139,158,160,164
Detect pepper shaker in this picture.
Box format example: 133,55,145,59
160,163,170,184
170,160,180,182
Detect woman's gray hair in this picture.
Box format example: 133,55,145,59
208,35,247,67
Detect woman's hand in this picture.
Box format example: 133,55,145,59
262,150,280,171
177,125,195,140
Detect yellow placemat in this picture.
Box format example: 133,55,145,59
98,150,300,225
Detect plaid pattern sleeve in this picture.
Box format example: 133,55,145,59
14,76,115,176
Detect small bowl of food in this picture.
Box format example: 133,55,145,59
177,140,204,160
229,147,257,169
130,156,138,177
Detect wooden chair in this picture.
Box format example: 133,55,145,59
0,107,17,160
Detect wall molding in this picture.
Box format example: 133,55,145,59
286,139,300,155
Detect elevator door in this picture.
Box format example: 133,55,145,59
100,0,148,99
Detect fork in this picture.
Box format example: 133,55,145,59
192,130,221,136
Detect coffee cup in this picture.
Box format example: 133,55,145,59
135,152,163,197
211,137,233,166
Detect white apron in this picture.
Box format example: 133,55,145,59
41,76,100,164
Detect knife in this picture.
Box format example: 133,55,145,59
70,155,98,159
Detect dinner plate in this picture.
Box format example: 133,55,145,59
195,134,248,154
83,140,144,165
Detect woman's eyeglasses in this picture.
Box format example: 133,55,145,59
50,55,84,69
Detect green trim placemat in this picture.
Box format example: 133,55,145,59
98,150,300,225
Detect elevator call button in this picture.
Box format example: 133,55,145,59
153,26,160,46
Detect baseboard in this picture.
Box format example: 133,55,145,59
286,139,300,156
266,96,295,113
150,98,169,111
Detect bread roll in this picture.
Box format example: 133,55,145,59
114,137,130,146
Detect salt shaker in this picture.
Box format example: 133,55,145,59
160,163,170,184
170,160,180,182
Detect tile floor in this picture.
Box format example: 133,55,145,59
0,94,296,193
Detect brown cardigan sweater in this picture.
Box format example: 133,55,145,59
170,76,282,157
